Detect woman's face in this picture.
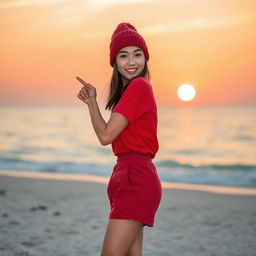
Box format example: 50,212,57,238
115,46,146,83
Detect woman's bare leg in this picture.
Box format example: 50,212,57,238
126,227,143,256
100,219,144,256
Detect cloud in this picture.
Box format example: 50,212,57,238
0,0,64,8
86,0,156,11
0,0,157,26
142,15,256,35
0,0,156,10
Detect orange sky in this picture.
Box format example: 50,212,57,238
0,0,256,107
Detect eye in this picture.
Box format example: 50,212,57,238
119,54,127,58
135,53,142,57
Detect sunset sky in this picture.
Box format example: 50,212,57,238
0,0,255,107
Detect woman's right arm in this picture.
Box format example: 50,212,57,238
87,98,129,145
76,76,129,145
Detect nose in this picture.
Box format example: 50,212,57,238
128,55,135,65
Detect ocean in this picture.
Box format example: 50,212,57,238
0,104,255,188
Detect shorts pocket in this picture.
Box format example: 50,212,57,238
119,161,133,190
107,164,119,200
107,161,132,200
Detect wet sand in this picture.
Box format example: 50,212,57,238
0,170,256,256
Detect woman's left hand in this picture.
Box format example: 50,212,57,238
76,76,97,104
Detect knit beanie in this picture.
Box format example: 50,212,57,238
109,23,149,67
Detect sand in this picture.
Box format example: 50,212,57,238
0,170,256,256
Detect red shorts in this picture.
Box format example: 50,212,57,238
107,152,162,227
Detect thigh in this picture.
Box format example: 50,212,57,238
100,219,144,256
127,228,143,256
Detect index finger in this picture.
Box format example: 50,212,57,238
76,76,91,88
76,76,86,85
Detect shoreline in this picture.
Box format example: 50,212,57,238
1,170,256,196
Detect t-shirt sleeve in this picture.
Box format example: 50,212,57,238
112,78,153,123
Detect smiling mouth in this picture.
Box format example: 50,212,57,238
126,68,138,74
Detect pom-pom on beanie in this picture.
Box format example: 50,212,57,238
109,23,149,67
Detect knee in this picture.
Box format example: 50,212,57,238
126,250,142,256
100,250,141,256
100,248,142,256
100,249,126,256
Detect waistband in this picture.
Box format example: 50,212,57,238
116,152,153,160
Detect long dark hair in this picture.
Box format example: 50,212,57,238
105,61,150,111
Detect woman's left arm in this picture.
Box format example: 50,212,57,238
76,76,129,146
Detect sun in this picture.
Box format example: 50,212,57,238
177,84,196,102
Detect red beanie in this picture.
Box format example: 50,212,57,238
109,23,149,67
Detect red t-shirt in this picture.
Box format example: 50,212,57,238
111,77,159,159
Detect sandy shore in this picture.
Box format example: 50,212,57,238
0,171,256,256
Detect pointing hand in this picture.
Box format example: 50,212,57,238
76,76,97,104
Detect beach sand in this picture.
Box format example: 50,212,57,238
0,171,256,256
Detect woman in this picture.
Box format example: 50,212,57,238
76,23,162,256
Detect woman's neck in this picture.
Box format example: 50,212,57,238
122,77,129,88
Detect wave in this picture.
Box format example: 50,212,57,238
0,155,113,175
1,156,256,187
155,160,256,171
1,155,256,172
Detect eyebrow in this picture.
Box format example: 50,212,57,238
118,49,142,54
